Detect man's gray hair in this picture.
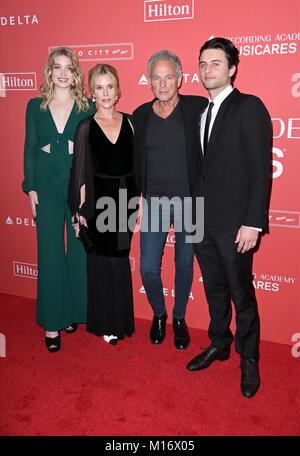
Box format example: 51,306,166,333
147,49,182,78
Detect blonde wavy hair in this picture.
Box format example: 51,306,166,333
40,47,89,112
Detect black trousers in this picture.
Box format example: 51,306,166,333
194,226,260,360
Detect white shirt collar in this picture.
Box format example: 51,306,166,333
200,85,234,148
209,85,233,109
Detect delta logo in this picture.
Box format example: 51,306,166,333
138,72,201,85
5,216,36,227
139,285,194,300
144,0,195,22
138,74,149,85
0,14,38,26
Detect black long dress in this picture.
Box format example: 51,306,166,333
68,114,138,339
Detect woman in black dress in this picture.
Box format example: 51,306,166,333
68,64,138,345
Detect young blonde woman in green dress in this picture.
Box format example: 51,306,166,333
23,47,95,352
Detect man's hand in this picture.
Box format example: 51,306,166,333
28,191,39,219
235,225,259,253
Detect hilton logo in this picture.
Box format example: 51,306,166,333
144,0,194,22
0,73,37,91
49,43,134,62
13,262,38,279
0,73,5,97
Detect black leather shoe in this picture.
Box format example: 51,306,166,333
173,318,190,350
186,344,230,371
240,359,260,398
150,312,167,344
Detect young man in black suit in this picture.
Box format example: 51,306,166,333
187,38,272,398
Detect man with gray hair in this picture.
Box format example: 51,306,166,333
133,50,207,349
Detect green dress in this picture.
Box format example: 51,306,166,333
23,97,95,331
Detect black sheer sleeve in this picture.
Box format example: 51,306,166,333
131,108,142,195
67,117,95,220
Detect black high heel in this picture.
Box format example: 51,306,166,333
64,323,78,334
45,334,61,353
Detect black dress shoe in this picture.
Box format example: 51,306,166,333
240,359,260,398
186,344,230,371
150,312,167,344
173,318,190,350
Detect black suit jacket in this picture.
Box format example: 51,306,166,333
193,88,272,230
132,94,207,196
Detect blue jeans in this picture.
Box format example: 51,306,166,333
140,196,194,319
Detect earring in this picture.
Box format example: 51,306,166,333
92,96,95,102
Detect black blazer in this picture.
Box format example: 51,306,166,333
193,88,272,231
132,94,207,196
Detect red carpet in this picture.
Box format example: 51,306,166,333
0,293,299,436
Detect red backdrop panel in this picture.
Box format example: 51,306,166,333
0,0,299,345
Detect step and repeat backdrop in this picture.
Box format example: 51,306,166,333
0,0,299,345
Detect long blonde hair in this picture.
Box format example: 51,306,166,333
40,47,89,112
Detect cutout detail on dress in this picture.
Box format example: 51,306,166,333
68,140,74,155
41,143,51,153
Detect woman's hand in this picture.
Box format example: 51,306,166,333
72,214,87,237
28,191,39,219
79,215,88,227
